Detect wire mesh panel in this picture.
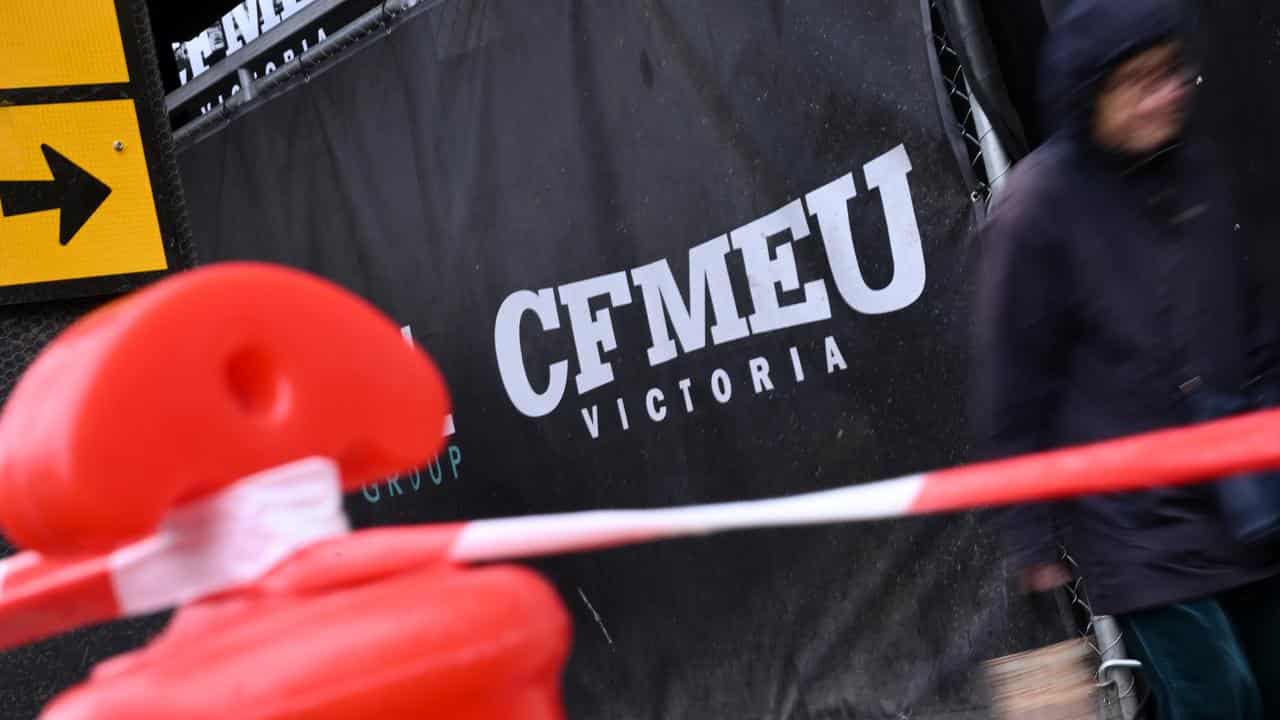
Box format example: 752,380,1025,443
928,3,1141,718
1063,553,1146,720
929,0,995,204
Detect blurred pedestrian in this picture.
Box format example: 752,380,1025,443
971,0,1280,716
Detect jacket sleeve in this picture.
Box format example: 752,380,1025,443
971,197,1075,570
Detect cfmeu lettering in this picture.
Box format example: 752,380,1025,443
494,143,926,430
177,0,316,82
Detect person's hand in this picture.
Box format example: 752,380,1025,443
1022,562,1072,593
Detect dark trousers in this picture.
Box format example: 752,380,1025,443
1118,574,1280,719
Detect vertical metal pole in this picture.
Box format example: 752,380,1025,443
1094,615,1141,720
236,68,256,103
967,82,1011,201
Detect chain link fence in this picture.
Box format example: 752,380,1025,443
165,2,1151,717
929,0,1002,205
929,2,1146,718
1062,551,1147,720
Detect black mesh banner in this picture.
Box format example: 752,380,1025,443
2,0,1047,717
170,1,1040,716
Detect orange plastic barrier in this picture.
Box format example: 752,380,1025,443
0,263,570,719
0,263,448,554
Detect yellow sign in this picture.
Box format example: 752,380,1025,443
0,101,167,285
0,1,130,89
0,0,183,301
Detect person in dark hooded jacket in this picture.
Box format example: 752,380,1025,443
972,0,1280,715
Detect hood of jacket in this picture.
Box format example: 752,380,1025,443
1039,0,1191,140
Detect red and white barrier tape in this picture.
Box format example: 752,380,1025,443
0,458,348,650
450,408,1280,562
3,407,1280,650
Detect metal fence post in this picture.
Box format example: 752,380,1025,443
1094,616,1142,719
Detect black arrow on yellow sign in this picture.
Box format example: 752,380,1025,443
0,144,112,246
